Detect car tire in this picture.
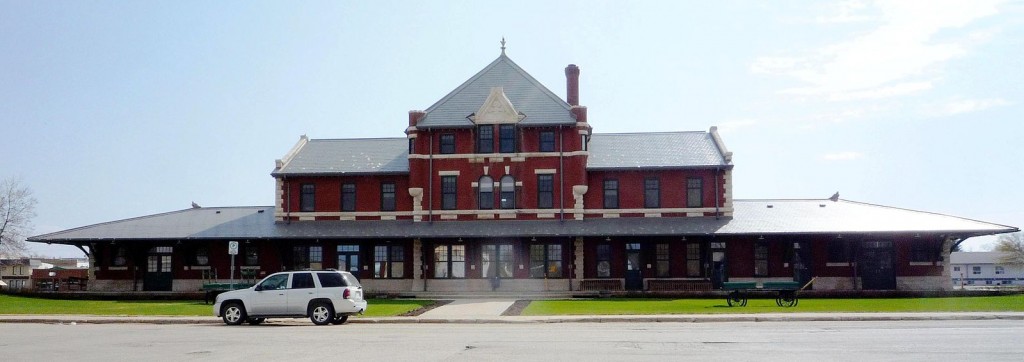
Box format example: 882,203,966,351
247,317,266,325
330,315,349,325
310,302,334,326
221,302,246,326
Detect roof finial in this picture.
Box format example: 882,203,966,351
500,37,506,55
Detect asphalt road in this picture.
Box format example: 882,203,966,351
3,320,1021,361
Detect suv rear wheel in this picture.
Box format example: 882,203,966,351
222,302,246,326
330,315,349,325
310,302,334,326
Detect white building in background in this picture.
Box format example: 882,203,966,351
950,252,1024,288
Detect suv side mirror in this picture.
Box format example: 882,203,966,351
254,285,263,292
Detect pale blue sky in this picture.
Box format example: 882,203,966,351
3,1,1021,257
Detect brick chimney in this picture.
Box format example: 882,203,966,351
408,110,426,127
565,64,580,106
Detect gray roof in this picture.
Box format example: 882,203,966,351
949,252,1010,265
29,200,1017,244
416,54,575,128
273,138,409,176
587,132,730,170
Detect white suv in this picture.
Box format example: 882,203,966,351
213,270,367,326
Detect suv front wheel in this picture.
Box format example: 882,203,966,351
222,302,247,326
310,302,334,326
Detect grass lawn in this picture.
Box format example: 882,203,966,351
0,294,432,317
521,295,1024,315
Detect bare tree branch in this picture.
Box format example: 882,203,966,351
994,232,1024,267
0,176,37,257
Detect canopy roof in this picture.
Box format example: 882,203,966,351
30,199,1017,244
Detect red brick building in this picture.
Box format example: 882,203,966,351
29,50,1017,294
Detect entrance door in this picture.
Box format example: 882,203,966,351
143,246,173,291
792,241,813,287
625,243,643,290
859,240,896,290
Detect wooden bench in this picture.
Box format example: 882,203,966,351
647,280,713,292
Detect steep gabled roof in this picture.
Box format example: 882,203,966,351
272,138,409,176
587,132,732,170
416,54,575,128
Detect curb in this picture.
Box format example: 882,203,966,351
2,313,1022,325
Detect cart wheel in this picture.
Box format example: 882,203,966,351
775,296,783,307
778,291,797,308
727,291,747,307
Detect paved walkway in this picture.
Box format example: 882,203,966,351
417,299,516,319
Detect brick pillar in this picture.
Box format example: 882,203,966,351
573,237,585,289
412,238,425,291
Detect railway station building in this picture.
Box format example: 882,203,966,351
29,49,1017,294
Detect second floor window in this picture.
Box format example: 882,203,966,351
441,176,457,210
381,182,396,211
500,175,515,209
440,134,455,154
644,178,660,208
499,124,516,153
341,183,356,212
477,125,493,153
603,179,618,209
478,176,494,209
687,178,703,208
540,131,555,152
300,184,315,212
537,174,554,209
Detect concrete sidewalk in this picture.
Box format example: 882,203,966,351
2,299,1023,324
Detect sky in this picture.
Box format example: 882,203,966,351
2,0,1021,258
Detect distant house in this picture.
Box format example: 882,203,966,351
0,258,88,291
31,267,89,291
950,252,1024,287
26,48,1019,294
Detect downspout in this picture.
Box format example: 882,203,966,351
714,167,721,220
559,125,565,222
285,177,291,224
428,131,434,224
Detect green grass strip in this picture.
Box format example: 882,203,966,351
0,295,431,317
522,295,1024,315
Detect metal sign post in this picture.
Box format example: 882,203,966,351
228,241,239,289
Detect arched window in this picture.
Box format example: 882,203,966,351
478,176,494,209
500,176,515,209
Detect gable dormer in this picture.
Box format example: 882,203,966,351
412,53,575,130
469,87,526,125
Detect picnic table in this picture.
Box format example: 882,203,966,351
721,277,816,307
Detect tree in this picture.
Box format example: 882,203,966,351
994,232,1024,267
0,177,37,258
